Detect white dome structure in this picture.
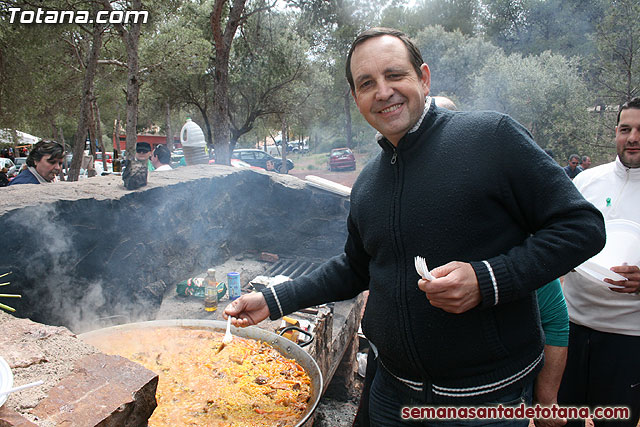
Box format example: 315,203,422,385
180,118,209,165
180,118,206,147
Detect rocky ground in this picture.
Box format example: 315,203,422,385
313,370,364,427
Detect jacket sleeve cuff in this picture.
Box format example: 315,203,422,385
470,259,512,309
260,282,296,320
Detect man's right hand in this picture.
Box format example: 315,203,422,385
223,292,270,327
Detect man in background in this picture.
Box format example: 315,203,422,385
135,142,155,171
563,154,582,179
9,140,64,185
559,97,640,427
580,155,592,170
151,145,172,171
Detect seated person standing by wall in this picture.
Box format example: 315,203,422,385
10,140,64,185
151,145,172,171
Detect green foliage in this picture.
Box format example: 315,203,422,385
227,10,311,140
590,0,640,103
386,0,479,36
471,50,606,161
415,25,499,102
0,0,634,167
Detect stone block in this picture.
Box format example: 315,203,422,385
260,252,280,263
32,353,158,427
0,407,38,427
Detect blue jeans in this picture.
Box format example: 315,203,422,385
369,362,533,427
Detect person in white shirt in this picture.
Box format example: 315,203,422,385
559,97,640,427
151,145,173,171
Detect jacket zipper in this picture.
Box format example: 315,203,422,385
388,142,431,382
609,168,630,219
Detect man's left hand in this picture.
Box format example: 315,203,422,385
418,261,481,313
606,264,640,293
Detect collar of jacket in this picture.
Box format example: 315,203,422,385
375,96,436,154
615,156,640,181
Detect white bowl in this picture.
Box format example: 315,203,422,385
575,260,626,288
0,355,13,407
575,219,640,287
592,219,640,268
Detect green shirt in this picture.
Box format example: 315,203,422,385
536,279,569,347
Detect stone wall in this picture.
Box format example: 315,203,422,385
0,166,350,332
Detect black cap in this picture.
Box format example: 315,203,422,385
136,142,151,152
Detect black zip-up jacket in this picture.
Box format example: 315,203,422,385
263,103,606,403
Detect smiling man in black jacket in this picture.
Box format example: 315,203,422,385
225,28,605,426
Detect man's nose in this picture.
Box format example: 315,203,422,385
630,128,640,142
375,80,394,101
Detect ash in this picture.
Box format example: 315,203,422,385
313,372,363,427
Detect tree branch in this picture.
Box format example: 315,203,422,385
98,59,128,68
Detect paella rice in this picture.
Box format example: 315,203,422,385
84,326,312,427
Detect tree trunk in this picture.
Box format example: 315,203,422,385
280,116,289,174
86,98,97,177
113,118,120,155
68,23,103,182
58,126,67,181
123,30,141,161
210,0,247,166
93,99,107,171
165,101,173,151
344,86,353,149
101,0,143,162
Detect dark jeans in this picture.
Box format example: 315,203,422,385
367,357,533,427
558,322,640,427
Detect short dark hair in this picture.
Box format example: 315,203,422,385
617,97,640,124
581,155,590,162
26,140,64,167
153,145,171,165
569,154,580,163
346,27,424,92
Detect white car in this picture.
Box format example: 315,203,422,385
0,157,18,177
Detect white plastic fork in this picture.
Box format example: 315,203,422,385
223,316,233,345
414,256,435,281
217,316,233,353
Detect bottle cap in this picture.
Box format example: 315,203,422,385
207,268,216,275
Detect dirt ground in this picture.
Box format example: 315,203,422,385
288,152,365,188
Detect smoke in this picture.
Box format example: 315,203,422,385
2,170,349,332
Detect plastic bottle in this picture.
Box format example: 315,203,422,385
204,268,218,312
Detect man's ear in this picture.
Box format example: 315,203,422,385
420,64,431,96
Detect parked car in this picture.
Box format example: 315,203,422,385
328,148,356,171
95,152,113,164
287,140,309,153
1,157,16,176
170,151,185,168
209,158,262,170
232,149,294,172
9,157,27,177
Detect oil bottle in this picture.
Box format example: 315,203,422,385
204,268,218,312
